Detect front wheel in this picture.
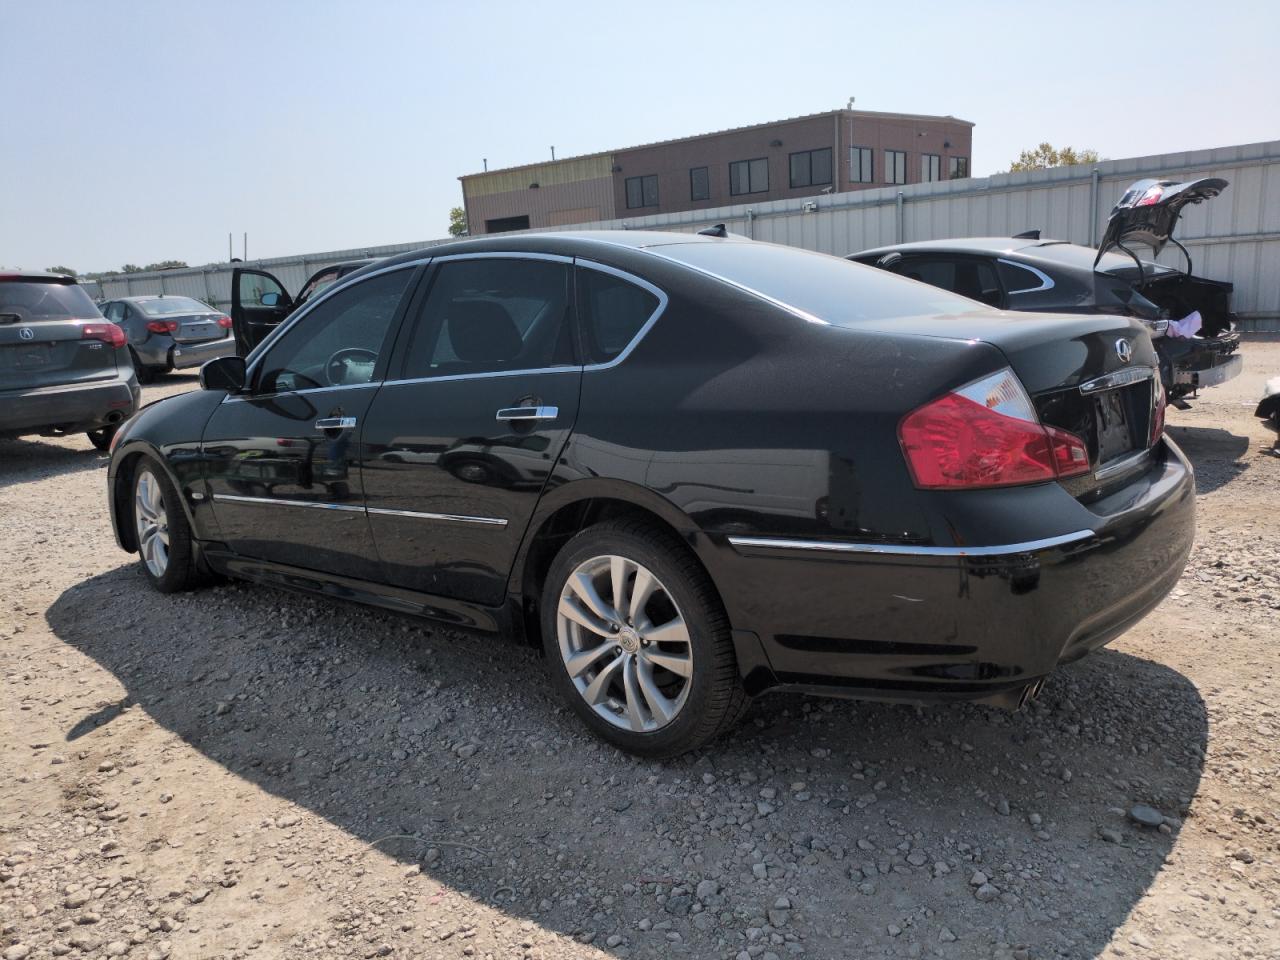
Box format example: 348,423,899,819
132,459,208,593
540,520,748,758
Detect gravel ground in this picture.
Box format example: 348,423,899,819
3,342,1278,960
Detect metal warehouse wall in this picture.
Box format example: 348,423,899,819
93,139,1280,330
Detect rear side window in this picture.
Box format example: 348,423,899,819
895,257,1000,303
0,279,101,321
577,267,660,364
997,260,1049,293
402,258,574,379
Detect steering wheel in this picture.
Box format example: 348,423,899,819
325,347,378,385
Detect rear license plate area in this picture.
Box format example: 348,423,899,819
1093,389,1134,463
3,343,53,370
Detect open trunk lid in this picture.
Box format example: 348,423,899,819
1094,177,1228,268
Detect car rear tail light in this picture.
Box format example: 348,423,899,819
82,323,127,349
215,315,233,329
899,368,1090,489
1135,184,1165,207
146,319,179,334
1151,381,1166,445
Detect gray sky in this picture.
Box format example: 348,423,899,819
3,0,1275,273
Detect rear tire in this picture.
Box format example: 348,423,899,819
131,458,208,593
129,349,155,384
87,426,116,451
540,519,748,758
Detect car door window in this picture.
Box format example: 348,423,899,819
255,268,413,394
896,257,1001,306
239,270,288,307
401,258,574,379
577,267,661,364
105,302,125,323
297,268,341,305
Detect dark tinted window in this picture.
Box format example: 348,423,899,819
997,260,1047,293
895,257,1000,303
729,158,768,196
948,156,969,179
625,175,658,209
851,147,873,183
886,150,906,185
403,258,573,378
789,148,832,189
298,268,341,304
256,268,412,393
657,242,985,325
690,166,710,201
0,279,100,321
577,268,660,364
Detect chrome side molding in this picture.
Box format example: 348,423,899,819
210,493,507,527
726,530,1094,558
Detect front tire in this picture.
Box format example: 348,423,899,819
132,459,207,593
540,520,748,758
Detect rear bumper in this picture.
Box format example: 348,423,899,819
1161,332,1242,394
0,374,140,437
170,335,236,369
1174,352,1242,388
712,438,1196,705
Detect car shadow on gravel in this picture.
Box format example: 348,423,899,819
48,568,1207,959
0,437,107,490
1167,423,1251,494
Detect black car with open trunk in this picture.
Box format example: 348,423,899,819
105,231,1194,756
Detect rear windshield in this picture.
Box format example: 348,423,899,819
0,278,102,321
650,242,986,324
138,296,213,315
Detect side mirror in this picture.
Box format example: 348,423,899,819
260,292,281,307
200,355,247,392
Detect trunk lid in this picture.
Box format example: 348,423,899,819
1094,177,1228,266
0,277,119,391
169,313,227,344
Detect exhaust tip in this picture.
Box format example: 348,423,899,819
1016,677,1047,711
105,411,125,424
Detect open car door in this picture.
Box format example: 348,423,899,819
230,267,294,356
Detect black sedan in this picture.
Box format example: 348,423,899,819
105,232,1195,757
851,177,1242,407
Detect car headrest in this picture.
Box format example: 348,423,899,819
446,300,522,364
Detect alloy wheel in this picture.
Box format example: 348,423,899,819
556,554,693,732
134,469,170,578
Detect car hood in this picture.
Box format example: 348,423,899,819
1094,177,1228,268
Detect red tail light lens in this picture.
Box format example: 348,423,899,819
1151,381,1166,444
1135,184,1165,207
145,319,179,334
82,323,127,349
215,315,233,329
899,369,1090,489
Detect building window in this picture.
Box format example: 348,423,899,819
690,166,710,201
949,156,969,180
625,175,659,210
850,146,873,184
788,148,832,189
885,150,906,185
729,157,769,196
921,154,941,182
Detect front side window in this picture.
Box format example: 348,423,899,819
729,158,769,196
625,174,659,209
885,150,906,185
949,156,969,179
690,166,710,201
256,268,412,393
850,146,873,184
789,148,832,189
402,258,573,379
577,267,660,364
921,154,941,182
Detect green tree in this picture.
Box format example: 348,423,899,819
46,265,77,277
121,264,144,273
144,259,189,271
448,206,468,237
1009,143,1101,172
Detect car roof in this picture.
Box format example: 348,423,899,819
114,294,209,303
852,237,1077,258
0,270,79,283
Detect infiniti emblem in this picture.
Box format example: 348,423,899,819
1115,338,1132,363
18,327,34,341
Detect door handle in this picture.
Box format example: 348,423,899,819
495,405,558,423
314,416,357,431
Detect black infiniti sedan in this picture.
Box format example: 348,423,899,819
851,177,1242,407
105,231,1195,757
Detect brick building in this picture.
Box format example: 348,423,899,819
460,109,974,234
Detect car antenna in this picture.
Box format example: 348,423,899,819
697,223,728,238
1012,229,1040,240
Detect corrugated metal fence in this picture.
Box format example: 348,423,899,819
90,139,1280,330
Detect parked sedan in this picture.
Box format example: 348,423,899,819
106,232,1194,757
1,272,139,449
101,295,236,383
851,177,1241,407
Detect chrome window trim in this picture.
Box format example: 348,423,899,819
574,259,670,370
642,250,828,327
211,493,507,527
429,251,574,266
212,493,364,513
726,529,1094,558
997,258,1055,294
366,506,508,526
241,259,428,382
221,379,381,404
1078,365,1155,395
